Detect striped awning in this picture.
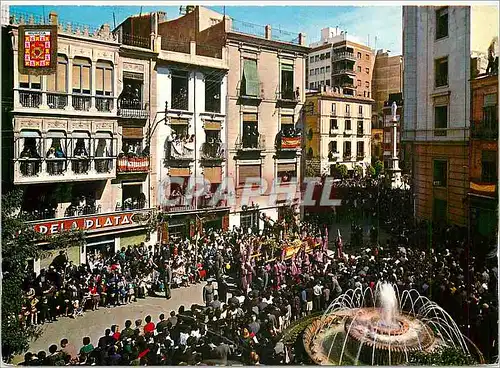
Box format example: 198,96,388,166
169,168,190,177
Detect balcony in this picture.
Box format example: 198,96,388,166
275,135,301,151
235,134,266,151
47,93,68,109
277,89,299,105
471,120,498,140
200,143,225,164
171,94,189,111
118,99,149,119
117,155,150,173
357,129,364,137
330,126,339,135
356,153,365,160
122,33,151,49
328,151,340,161
19,90,42,108
343,152,352,161
344,128,353,136
164,140,194,167
72,95,92,111
332,52,357,62
95,97,113,112
160,196,229,213
332,68,356,77
470,180,497,196
14,157,116,185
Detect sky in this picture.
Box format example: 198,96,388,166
7,1,402,54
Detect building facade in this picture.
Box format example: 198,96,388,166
469,73,497,247
305,89,373,177
402,5,498,227
372,50,402,121
2,11,157,272
307,27,375,99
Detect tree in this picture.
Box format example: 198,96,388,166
1,190,86,362
408,346,477,366
2,190,42,361
353,165,363,177
374,160,384,177
366,164,376,177
333,164,348,179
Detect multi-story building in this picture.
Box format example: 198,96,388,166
158,6,309,229
307,27,374,98
2,11,156,272
305,88,373,176
469,72,497,246
403,5,498,227
372,50,402,122
116,8,231,239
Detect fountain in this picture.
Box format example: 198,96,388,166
303,282,474,365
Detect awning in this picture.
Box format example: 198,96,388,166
170,118,189,125
280,115,294,124
204,166,222,184
281,63,294,71
243,113,258,122
123,71,144,81
204,121,221,130
169,167,190,177
20,130,41,137
122,127,143,139
243,59,260,96
278,163,296,172
239,164,261,186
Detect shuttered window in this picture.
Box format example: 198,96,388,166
72,58,91,94
96,61,113,96
122,127,143,139
204,166,222,184
19,73,41,89
242,59,260,97
238,165,261,186
47,55,68,92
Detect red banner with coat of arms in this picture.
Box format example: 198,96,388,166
18,25,58,75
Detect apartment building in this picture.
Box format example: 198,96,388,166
403,5,498,227
305,89,373,176
372,50,402,121
307,27,375,99
116,9,231,239
2,11,156,271
469,72,497,246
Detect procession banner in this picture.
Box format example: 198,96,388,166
18,25,58,75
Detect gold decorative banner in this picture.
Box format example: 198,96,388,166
470,182,496,193
19,25,58,76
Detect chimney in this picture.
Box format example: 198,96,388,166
265,25,272,40
157,11,166,23
299,32,306,46
49,11,58,25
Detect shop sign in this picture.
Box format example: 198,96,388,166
33,211,151,235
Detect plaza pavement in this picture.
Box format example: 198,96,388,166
19,283,205,362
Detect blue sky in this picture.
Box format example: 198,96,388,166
9,3,402,54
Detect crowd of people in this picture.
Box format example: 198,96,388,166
18,186,498,365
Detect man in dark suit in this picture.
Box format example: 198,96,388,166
162,261,172,299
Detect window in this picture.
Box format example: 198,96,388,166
345,119,351,130
171,70,189,110
358,105,363,115
19,73,41,89
94,132,113,173
241,210,259,230
310,56,314,63
326,79,330,86
367,92,370,98
365,68,369,74
242,113,258,148
277,163,296,183
434,105,448,135
344,141,351,157
365,54,370,60
72,58,91,94
121,72,144,109
332,103,337,115
320,53,325,60
325,52,330,59
205,77,221,113
238,164,261,186
280,63,294,100
310,69,314,76
122,184,146,210
483,93,498,129
315,68,319,75
481,150,497,182
325,66,330,73
357,120,364,135
315,55,319,62
345,104,351,116
365,81,370,88
435,57,448,87
241,58,260,97
357,52,362,59
329,141,337,153
46,55,67,92
357,66,361,73
436,7,448,40
357,79,361,86
309,82,314,89
280,115,295,137
320,67,325,74
95,61,113,96
433,160,447,187
357,141,364,157
330,118,338,131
